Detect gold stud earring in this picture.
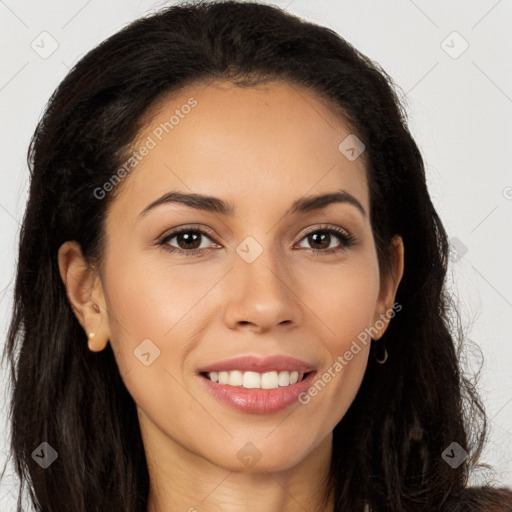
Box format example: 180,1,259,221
87,332,95,351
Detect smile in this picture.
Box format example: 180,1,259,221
204,370,307,389
199,370,316,414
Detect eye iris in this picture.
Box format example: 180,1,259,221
169,229,342,252
309,232,330,250
177,231,201,250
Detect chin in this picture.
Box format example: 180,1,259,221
204,435,319,474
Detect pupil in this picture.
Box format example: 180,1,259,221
310,232,329,249
178,232,201,249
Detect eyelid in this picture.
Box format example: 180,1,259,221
297,223,351,239
157,223,218,242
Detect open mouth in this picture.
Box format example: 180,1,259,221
198,368,317,414
200,370,313,389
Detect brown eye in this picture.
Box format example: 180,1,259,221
307,232,332,250
172,231,203,250
297,227,356,254
158,226,219,257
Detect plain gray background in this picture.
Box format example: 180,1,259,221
1,0,511,508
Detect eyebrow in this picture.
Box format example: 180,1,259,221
138,189,366,220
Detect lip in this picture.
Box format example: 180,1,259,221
197,355,317,414
199,370,317,414
197,355,316,374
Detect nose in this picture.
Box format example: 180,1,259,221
222,242,303,334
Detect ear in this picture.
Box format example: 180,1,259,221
371,235,404,339
58,240,110,352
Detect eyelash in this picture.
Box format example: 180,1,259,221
156,224,357,258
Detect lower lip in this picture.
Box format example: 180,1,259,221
199,372,316,414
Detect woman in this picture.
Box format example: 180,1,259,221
2,1,511,511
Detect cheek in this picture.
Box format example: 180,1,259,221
297,258,377,424
101,247,228,384
101,255,208,434
103,241,191,326
304,257,380,346
99,247,181,371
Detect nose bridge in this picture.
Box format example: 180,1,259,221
223,233,301,330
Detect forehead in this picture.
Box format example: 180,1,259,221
109,80,369,222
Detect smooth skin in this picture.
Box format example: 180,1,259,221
58,80,404,512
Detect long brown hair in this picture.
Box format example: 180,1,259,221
2,1,511,510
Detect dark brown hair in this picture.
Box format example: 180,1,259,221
2,1,511,511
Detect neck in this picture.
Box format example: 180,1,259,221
143,419,334,512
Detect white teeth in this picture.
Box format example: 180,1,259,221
228,370,243,386
243,371,261,388
205,370,306,388
278,371,288,386
261,371,278,389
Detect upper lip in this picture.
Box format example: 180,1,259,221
197,355,316,374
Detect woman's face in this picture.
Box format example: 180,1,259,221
88,80,402,472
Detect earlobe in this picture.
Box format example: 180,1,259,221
87,331,109,352
58,241,110,352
